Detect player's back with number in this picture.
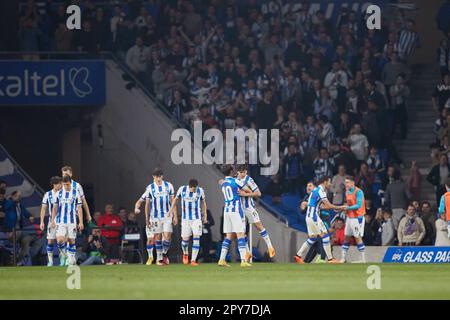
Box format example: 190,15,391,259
221,177,243,215
306,186,327,221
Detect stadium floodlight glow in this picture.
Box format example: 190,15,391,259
171,121,280,175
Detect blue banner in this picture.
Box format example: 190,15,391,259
383,247,450,263
0,60,106,106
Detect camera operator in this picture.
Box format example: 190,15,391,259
80,227,109,265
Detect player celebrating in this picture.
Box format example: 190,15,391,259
218,166,252,268
341,176,367,263
51,175,84,266
61,166,92,224
144,168,176,266
169,178,207,266
39,176,62,266
294,176,345,264
236,164,275,259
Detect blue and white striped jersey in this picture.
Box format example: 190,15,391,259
53,186,82,224
176,185,205,221
144,181,175,219
42,189,59,217
71,180,85,199
221,176,245,218
306,186,328,222
237,175,259,210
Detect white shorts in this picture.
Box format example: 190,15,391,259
47,225,56,240
181,219,203,238
146,217,173,238
56,223,77,239
244,207,261,224
305,217,328,236
345,217,365,238
223,211,246,234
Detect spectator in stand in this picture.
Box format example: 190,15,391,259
363,214,374,246
124,212,140,235
4,191,32,265
371,208,384,246
118,207,128,225
19,17,40,60
408,161,422,202
385,169,411,230
427,154,450,207
97,204,123,261
397,19,420,63
389,74,410,139
54,22,73,52
432,74,450,114
365,199,376,218
121,212,141,263
92,211,101,226
437,0,450,37
397,204,426,246
331,217,346,246
355,162,374,201
347,123,369,166
126,36,150,81
0,181,6,191
420,201,436,245
330,164,346,205
435,211,450,246
282,143,303,194
313,148,335,181
74,20,96,53
265,174,283,205
381,209,396,246
382,52,411,90
80,227,108,265
437,38,450,78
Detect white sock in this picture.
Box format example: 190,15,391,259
67,243,76,265
146,243,154,259
321,235,333,260
297,237,316,258
260,228,273,248
341,242,350,261
57,242,66,260
181,240,189,255
357,243,366,262
237,237,247,262
155,240,163,261
191,237,200,262
220,239,231,261
46,243,54,264
162,239,171,255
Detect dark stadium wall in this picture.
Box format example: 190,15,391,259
0,106,96,192
0,107,63,188
0,0,20,51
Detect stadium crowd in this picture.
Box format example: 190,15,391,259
2,0,450,265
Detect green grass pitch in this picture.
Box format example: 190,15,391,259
1,263,450,299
